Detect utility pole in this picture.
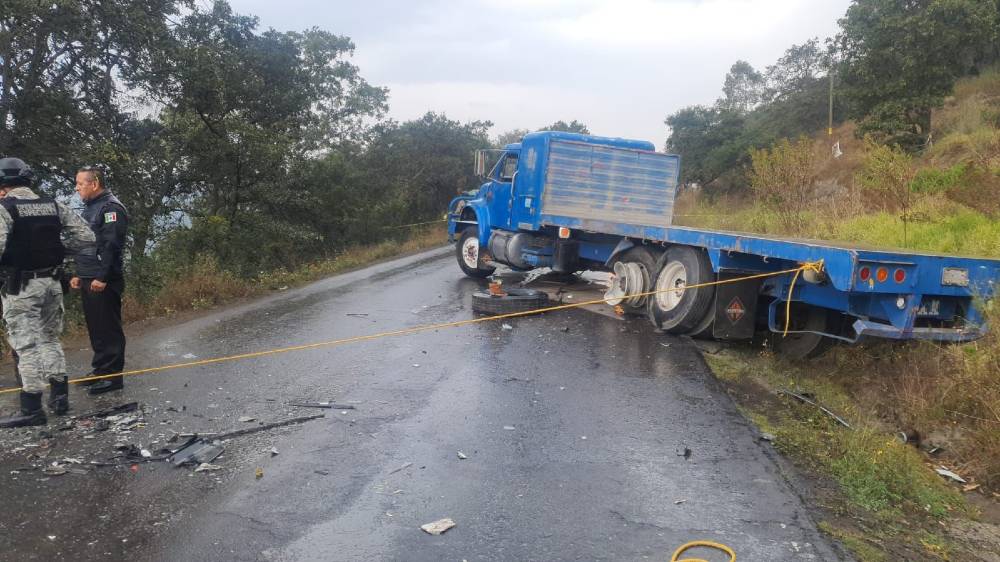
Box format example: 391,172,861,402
828,68,834,136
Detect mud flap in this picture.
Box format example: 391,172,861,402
712,273,762,340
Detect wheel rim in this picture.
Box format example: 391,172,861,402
461,236,480,269
654,261,687,311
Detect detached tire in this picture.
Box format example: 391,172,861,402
456,227,495,278
647,245,716,334
472,288,549,316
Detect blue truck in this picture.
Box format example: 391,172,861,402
447,131,1000,358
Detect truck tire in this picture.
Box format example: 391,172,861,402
608,246,660,315
647,245,716,334
457,227,496,278
768,303,833,360
471,288,549,316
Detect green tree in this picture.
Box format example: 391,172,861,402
837,0,998,148
719,61,766,114
541,120,590,134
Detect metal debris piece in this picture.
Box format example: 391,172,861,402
778,389,852,429
935,467,967,484
676,447,691,460
140,449,152,458
78,402,139,419
238,416,256,423
289,402,355,410
674,499,687,505
420,518,456,535
501,324,513,331
194,463,222,473
212,414,325,441
270,447,279,457
389,462,413,475
503,425,515,431
457,452,467,460
167,439,224,467
314,470,330,476
760,433,775,442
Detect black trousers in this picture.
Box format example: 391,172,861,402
80,278,126,375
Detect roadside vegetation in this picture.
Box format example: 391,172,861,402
674,54,1000,562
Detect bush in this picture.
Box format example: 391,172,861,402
854,138,914,213
749,136,816,232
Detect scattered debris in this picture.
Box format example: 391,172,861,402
182,353,197,359
457,452,467,460
238,416,256,423
389,462,413,475
289,402,355,410
167,438,225,467
677,447,692,460
194,463,223,473
935,466,967,484
270,447,279,457
760,433,776,442
778,389,852,429
140,449,152,458
503,425,515,431
314,470,330,476
674,499,687,505
501,324,513,331
345,313,369,317
255,467,264,479
420,518,456,535
963,483,981,493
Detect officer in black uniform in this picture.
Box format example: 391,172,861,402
70,166,129,395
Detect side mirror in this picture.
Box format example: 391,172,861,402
474,150,489,177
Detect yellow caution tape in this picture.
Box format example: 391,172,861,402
0,261,823,395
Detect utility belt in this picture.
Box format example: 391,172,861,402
0,266,64,296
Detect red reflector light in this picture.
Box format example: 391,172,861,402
894,269,906,283
876,267,889,283
859,266,871,282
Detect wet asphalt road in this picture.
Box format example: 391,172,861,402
0,248,842,561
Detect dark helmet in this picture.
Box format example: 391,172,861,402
0,157,34,188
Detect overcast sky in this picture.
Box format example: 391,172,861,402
224,0,852,145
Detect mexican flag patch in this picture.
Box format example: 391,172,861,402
104,211,118,223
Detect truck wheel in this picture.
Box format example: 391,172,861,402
471,288,549,316
457,227,496,278
686,306,716,339
768,303,833,360
647,245,716,334
607,246,660,315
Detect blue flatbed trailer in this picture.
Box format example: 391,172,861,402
448,132,1000,357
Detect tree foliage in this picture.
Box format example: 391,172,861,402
837,0,999,148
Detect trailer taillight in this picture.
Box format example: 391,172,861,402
558,227,571,239
859,266,871,282
876,267,889,283
894,269,906,283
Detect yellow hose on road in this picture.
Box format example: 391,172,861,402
670,540,737,561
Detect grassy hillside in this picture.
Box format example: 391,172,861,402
677,69,1000,561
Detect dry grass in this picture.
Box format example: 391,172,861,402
121,225,446,323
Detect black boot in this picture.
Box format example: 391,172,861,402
0,391,47,428
87,375,123,395
47,376,69,415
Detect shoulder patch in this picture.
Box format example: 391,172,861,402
104,211,118,223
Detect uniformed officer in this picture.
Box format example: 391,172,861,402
69,166,129,395
0,157,96,428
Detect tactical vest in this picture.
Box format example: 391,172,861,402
0,196,65,270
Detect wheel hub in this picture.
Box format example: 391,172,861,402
604,261,648,307
654,261,687,311
462,237,479,269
